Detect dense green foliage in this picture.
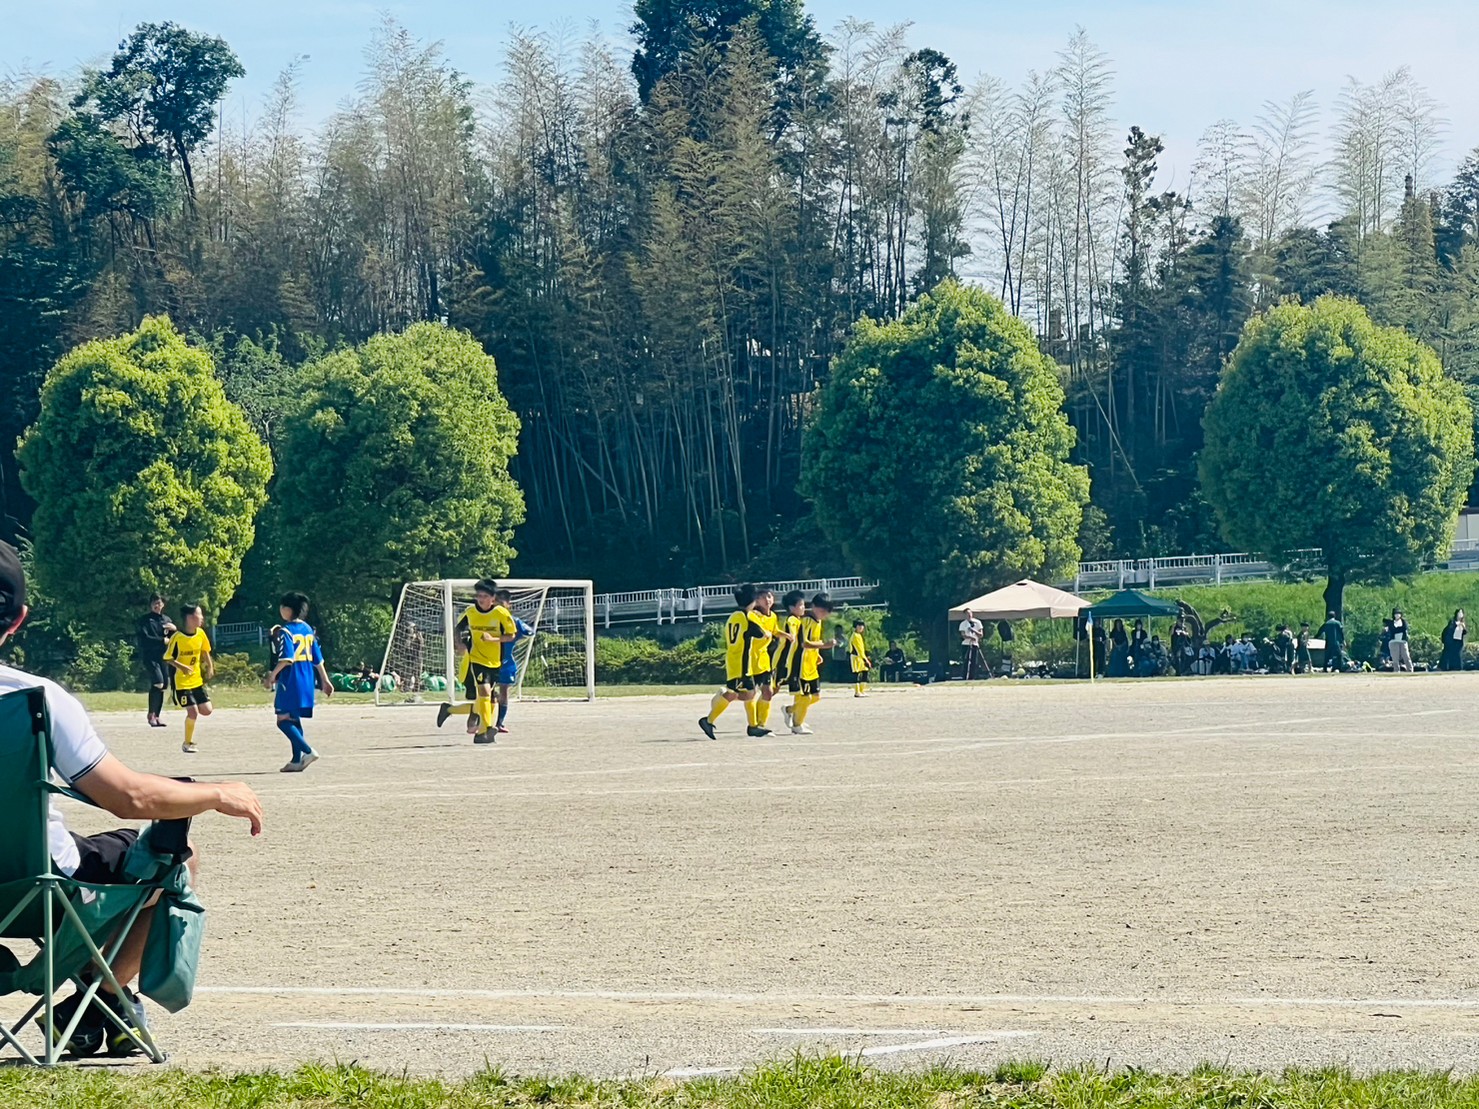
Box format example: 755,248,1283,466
1201,298,1474,614
804,281,1089,636
8,1055,1479,1109
5,12,1479,595
15,317,271,637
264,323,524,614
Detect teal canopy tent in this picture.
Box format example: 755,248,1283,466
1085,589,1180,621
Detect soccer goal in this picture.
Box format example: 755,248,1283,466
376,579,596,705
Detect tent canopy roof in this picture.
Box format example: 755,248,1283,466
949,579,1088,622
1085,589,1181,620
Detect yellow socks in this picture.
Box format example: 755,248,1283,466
183,716,196,747
709,692,730,721
475,692,493,730
744,698,759,726
792,695,813,726
446,704,472,716
756,699,772,726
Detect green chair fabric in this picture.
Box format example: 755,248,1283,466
0,685,186,1065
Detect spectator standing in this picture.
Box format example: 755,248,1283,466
135,594,175,728
959,609,986,681
1091,620,1107,674
1319,612,1346,671
1110,619,1128,650
1170,620,1192,676
1131,619,1149,656
1275,625,1296,673
1442,610,1467,671
1388,610,1413,672
1296,622,1314,673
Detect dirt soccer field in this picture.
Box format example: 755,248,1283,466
46,675,1479,1076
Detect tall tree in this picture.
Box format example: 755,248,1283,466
265,323,524,615
72,22,244,203
802,280,1088,652
1201,297,1473,617
15,317,271,635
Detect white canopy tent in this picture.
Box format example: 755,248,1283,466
948,579,1088,622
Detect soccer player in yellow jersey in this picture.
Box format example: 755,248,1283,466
773,590,805,730
747,586,784,737
788,593,835,733
436,578,516,744
698,584,768,740
849,618,872,696
164,604,214,754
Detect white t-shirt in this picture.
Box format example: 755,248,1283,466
959,619,983,647
0,665,108,875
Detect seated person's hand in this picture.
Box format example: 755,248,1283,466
213,782,264,837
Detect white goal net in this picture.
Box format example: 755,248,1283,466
376,579,595,704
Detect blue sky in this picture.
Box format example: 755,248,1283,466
8,0,1478,192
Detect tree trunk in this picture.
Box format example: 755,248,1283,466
1323,572,1346,621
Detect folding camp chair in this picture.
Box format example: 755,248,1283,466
0,685,183,1065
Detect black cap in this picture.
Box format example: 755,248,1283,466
0,542,25,625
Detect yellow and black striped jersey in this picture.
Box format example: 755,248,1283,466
772,614,803,677
799,616,825,682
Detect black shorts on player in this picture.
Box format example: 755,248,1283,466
750,672,773,691
463,662,499,701
724,676,756,693
777,668,800,694
173,686,210,708
801,678,820,697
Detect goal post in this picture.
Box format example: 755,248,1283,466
376,578,596,705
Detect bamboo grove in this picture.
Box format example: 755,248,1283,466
4,4,1479,589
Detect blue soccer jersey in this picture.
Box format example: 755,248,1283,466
274,620,323,716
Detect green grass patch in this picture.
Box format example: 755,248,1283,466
6,1056,1479,1109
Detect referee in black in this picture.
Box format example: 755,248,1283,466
136,593,175,727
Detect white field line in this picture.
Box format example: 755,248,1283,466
861,1034,1037,1056
199,986,1479,1010
663,1065,742,1078
751,1027,948,1036
274,1022,565,1032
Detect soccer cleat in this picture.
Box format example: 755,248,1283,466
181,741,196,754
791,724,814,735
495,723,509,734
782,705,794,728
746,725,772,737
698,716,718,740
436,703,452,729
473,731,496,745
466,712,481,735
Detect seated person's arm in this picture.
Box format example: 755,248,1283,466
76,754,262,835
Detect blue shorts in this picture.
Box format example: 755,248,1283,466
496,660,517,686
275,696,314,719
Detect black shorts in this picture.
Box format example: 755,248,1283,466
800,678,820,696
173,686,210,708
142,658,168,687
777,668,800,694
724,676,755,693
751,671,774,690
70,829,139,884
463,663,500,700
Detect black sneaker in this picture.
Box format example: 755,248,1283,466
698,716,717,740
37,990,105,1057
746,725,772,738
102,988,150,1057
473,731,496,745
436,703,452,729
